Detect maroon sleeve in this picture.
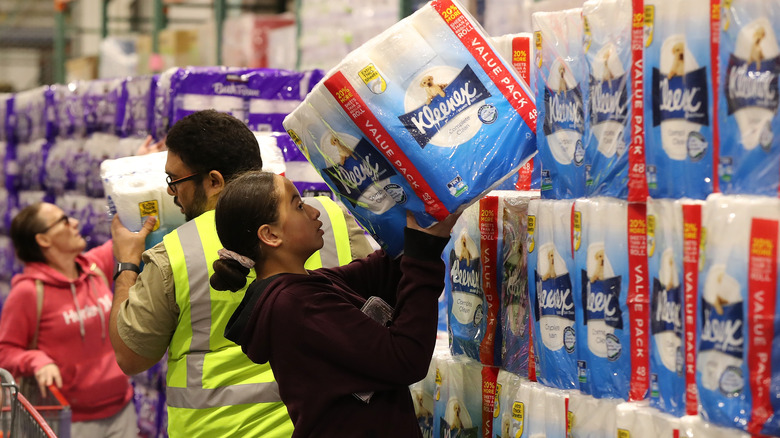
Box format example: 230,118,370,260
264,229,448,393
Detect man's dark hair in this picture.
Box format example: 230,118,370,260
165,110,263,183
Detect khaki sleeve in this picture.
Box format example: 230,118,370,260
339,204,377,260
116,244,179,359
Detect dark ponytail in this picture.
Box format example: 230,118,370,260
209,171,280,292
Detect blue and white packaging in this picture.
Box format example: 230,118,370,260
718,0,780,196
646,199,685,417
411,349,442,438
284,106,408,256
493,370,523,438
698,194,780,435
527,199,578,390
573,197,631,400
295,0,536,229
582,0,632,199
433,356,481,437
500,191,536,376
533,8,588,199
444,203,483,360
644,0,714,199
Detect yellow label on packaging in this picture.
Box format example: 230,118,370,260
647,214,656,257
699,226,707,270
644,5,655,47
511,402,524,436
494,383,502,418
618,429,630,438
583,15,592,53
573,211,582,251
358,64,386,93
534,31,543,68
138,200,161,231
435,368,442,401
527,215,536,253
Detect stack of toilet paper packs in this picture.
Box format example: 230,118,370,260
283,0,537,256
101,151,185,249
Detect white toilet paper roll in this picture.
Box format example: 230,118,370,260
368,22,437,85
179,93,214,112
569,391,619,437
544,388,569,438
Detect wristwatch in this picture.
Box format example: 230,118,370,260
114,262,141,280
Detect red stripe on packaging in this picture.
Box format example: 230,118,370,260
747,218,778,435
710,0,720,193
431,0,537,132
515,158,534,191
682,203,702,416
628,0,648,202
323,72,449,220
628,202,649,400
512,35,531,86
482,366,499,438
479,196,500,366
528,323,537,381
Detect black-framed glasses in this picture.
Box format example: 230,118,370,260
166,172,200,193
38,214,69,234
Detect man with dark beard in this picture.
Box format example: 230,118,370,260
108,110,373,437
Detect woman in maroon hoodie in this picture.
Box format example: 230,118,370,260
0,202,140,437
211,171,458,437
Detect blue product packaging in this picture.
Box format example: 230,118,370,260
644,0,714,199
718,0,780,196
582,0,632,199
573,197,631,400
526,199,578,390
444,203,483,361
284,102,408,257
647,198,686,416
533,8,588,200
316,0,536,226
698,194,780,435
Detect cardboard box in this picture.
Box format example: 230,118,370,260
66,56,99,82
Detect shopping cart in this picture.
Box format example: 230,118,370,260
0,368,71,438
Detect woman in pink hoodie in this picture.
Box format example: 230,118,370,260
0,202,139,437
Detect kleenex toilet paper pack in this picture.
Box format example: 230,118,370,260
445,202,484,361
527,199,578,390
574,197,631,400
644,0,714,199
698,194,780,436
285,103,410,256
718,0,780,196
647,199,685,417
533,9,588,200
298,0,536,227
582,0,632,199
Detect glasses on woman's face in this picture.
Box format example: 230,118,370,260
38,214,70,234
166,172,200,194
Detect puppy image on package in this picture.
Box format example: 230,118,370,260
750,26,766,69
454,230,479,267
541,247,557,281
668,42,686,79
445,398,472,430
330,135,356,166
419,75,448,105
589,248,607,283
